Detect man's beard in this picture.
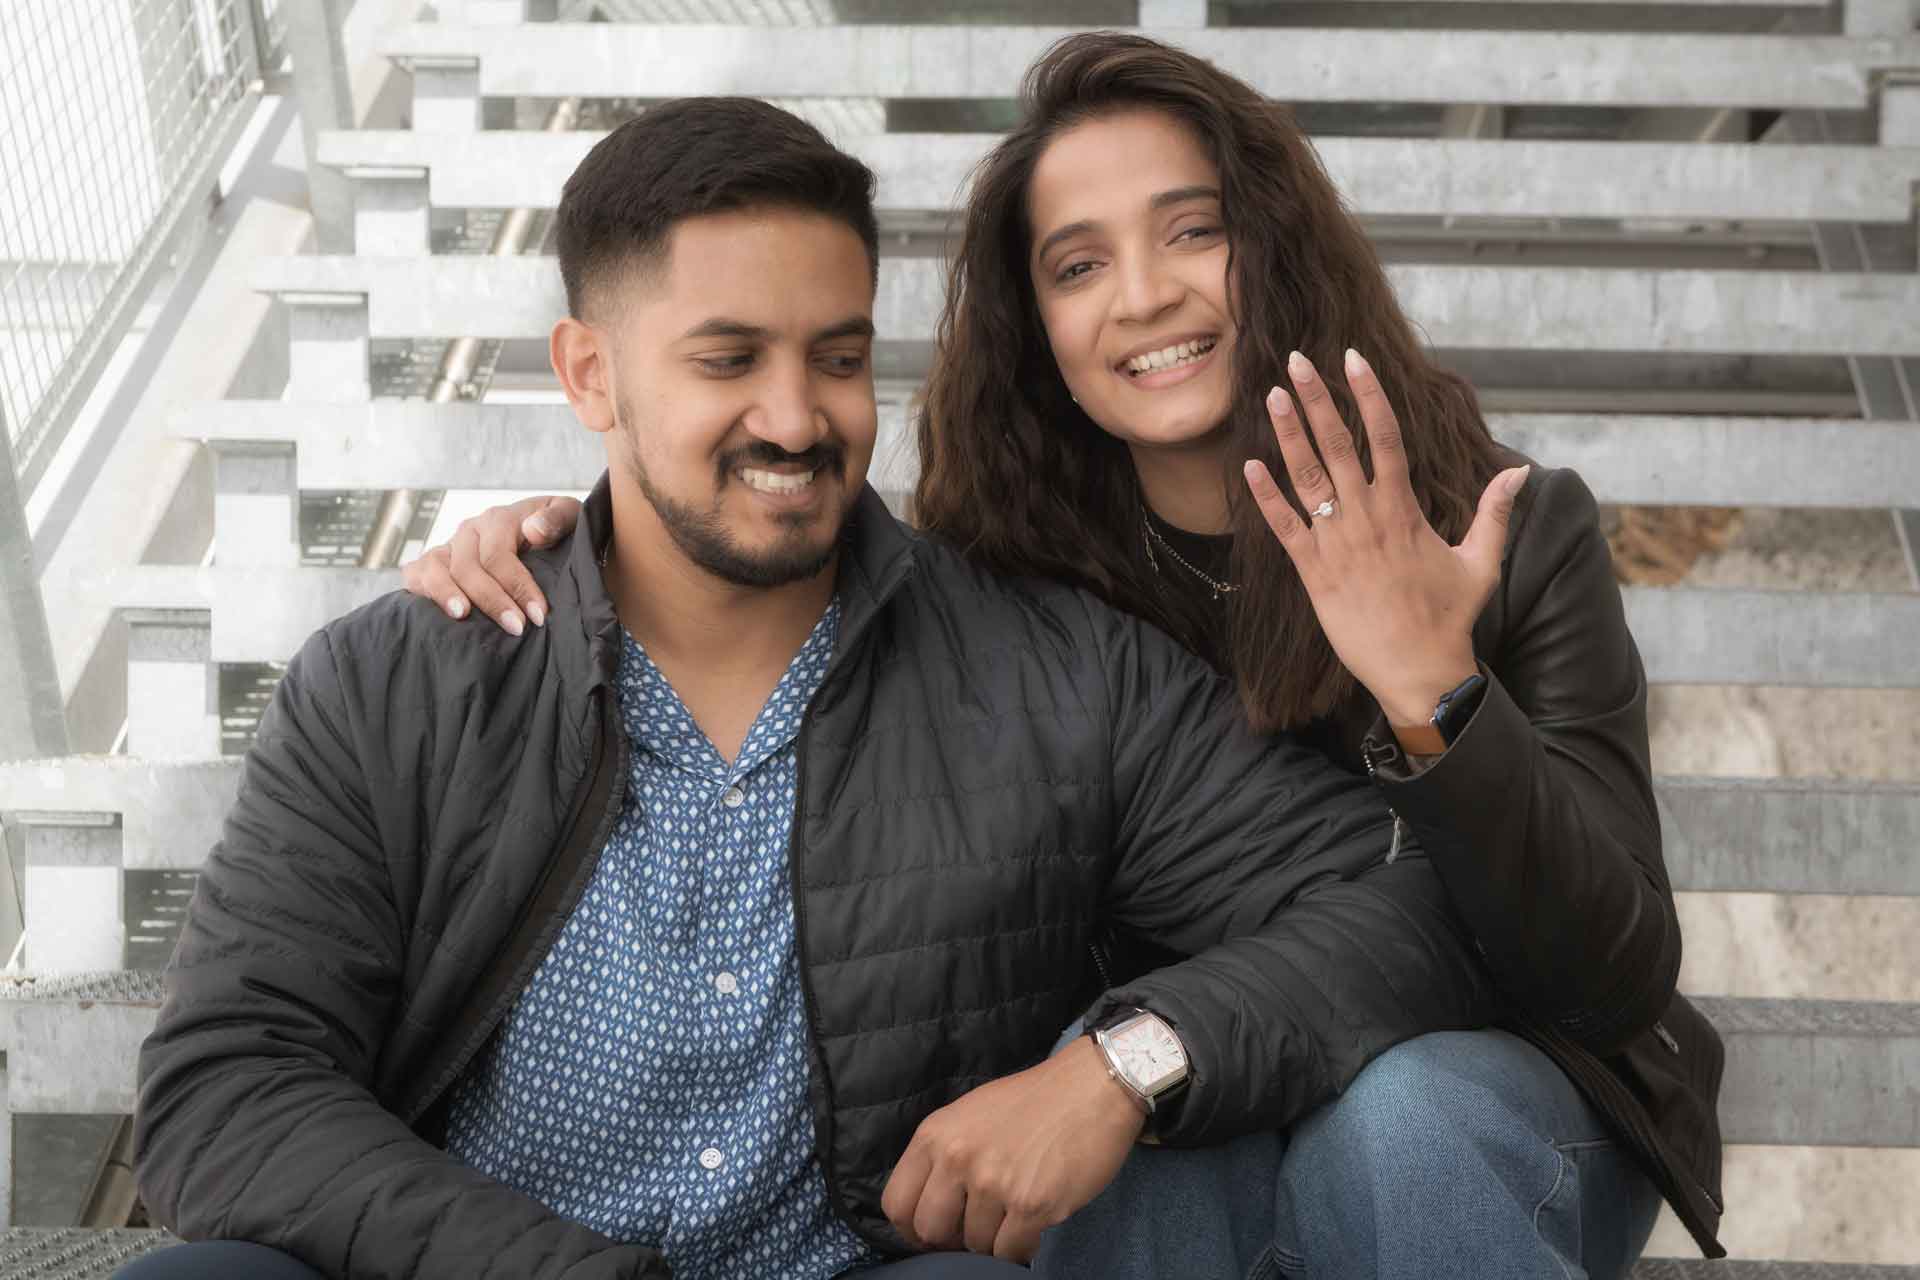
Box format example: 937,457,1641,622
616,405,849,589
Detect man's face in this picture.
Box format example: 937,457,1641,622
576,207,878,588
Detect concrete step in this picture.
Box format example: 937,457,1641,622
373,23,1919,112
317,130,1920,225
251,255,1920,357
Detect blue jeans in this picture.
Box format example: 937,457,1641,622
1034,1029,1664,1280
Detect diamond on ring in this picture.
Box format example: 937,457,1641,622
1311,500,1337,520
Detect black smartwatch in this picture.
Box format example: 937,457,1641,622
1431,671,1489,746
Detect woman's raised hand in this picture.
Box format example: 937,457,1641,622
1243,349,1528,732
401,494,583,635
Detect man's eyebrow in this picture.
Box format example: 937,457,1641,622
679,317,875,342
681,318,772,341
1032,187,1223,266
813,316,876,343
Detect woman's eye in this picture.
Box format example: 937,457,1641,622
819,354,867,376
1175,225,1221,243
1057,260,1097,283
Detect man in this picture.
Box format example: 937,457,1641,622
129,99,1495,1280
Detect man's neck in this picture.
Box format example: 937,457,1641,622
602,499,838,762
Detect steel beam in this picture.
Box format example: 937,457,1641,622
373,25,1920,111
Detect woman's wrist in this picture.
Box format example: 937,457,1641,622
1375,656,1480,732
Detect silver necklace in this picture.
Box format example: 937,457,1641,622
1142,513,1239,600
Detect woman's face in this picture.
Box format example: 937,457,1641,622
1026,109,1237,454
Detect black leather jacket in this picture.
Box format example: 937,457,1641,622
1343,464,1725,1257
1119,463,1726,1256
135,479,1498,1279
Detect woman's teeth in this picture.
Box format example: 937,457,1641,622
1126,338,1217,376
741,467,818,495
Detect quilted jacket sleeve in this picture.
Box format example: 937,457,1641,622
134,629,665,1280
1083,604,1501,1148
1364,466,1678,1054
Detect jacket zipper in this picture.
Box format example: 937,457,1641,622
404,687,630,1126
787,672,892,1251
1359,740,1406,864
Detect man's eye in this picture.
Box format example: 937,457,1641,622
819,354,867,376
698,354,755,375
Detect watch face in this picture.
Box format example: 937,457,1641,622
1110,1015,1188,1096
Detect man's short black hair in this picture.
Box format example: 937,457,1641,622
556,97,881,319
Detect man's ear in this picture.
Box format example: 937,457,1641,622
552,316,616,435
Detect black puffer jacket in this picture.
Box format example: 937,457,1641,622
135,480,1498,1280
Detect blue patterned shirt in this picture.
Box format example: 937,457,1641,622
445,600,874,1279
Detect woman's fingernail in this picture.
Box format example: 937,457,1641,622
1244,460,1273,492
1504,465,1532,495
447,596,468,620
1266,386,1290,416
502,609,525,638
1288,350,1311,379
1344,348,1364,377
526,517,551,540
527,602,546,627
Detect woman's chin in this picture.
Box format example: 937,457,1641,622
1105,412,1234,453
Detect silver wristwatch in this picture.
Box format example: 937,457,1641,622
1091,1009,1190,1115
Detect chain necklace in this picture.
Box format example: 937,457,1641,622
1141,513,1239,601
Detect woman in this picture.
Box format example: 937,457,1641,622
402,33,1723,1278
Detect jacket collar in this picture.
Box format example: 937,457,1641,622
554,473,922,686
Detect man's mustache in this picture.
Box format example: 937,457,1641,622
719,441,846,475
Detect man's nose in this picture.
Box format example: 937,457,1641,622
746,361,829,453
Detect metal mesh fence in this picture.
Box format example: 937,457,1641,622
0,0,266,497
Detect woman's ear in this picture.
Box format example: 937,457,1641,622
551,316,616,434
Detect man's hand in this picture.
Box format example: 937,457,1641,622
880,1036,1147,1263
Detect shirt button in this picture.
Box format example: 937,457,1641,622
722,786,746,809
714,971,739,996
699,1147,724,1171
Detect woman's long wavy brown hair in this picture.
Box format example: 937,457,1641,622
913,32,1507,732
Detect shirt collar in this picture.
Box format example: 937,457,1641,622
616,597,841,779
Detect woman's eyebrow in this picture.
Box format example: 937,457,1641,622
1034,218,1097,265
1150,184,1221,210
1035,186,1224,265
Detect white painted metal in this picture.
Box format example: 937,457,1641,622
208,442,300,568
16,815,122,976
347,168,432,256
123,610,221,762
284,295,372,402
